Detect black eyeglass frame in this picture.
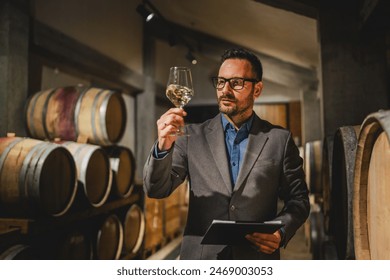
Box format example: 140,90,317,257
211,77,259,90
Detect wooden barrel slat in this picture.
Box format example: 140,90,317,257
75,88,126,145
45,87,79,140
0,137,77,216
25,89,55,139
353,110,390,260
330,125,359,259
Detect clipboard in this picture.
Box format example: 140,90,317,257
200,219,284,246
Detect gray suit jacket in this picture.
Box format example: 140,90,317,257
143,113,310,259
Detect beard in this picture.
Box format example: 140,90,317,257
217,89,255,118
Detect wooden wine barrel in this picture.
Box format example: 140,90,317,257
304,140,323,196
61,141,112,207
321,135,334,234
122,204,145,256
330,126,359,260
0,244,33,259
75,87,126,145
104,146,136,198
0,136,77,216
25,86,126,145
57,230,93,260
353,110,390,259
95,214,123,260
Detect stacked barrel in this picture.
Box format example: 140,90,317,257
0,136,77,217
353,111,390,259
304,110,390,260
0,86,143,260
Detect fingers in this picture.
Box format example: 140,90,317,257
157,108,187,151
158,110,185,130
245,231,281,254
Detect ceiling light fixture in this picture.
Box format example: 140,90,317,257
186,51,197,65
137,0,198,65
136,4,155,22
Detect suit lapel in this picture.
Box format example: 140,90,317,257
234,115,268,191
205,115,233,193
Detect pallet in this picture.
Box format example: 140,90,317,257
142,243,164,259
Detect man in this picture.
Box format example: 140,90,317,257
143,48,310,259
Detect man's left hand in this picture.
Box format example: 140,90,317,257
245,230,281,254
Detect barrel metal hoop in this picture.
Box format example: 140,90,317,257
99,90,114,144
91,89,107,145
26,94,39,137
19,142,50,209
0,245,30,260
0,138,24,174
31,144,58,201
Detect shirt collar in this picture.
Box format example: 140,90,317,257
221,113,254,133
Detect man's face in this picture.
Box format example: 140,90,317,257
216,59,262,119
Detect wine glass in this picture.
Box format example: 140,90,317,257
166,66,194,136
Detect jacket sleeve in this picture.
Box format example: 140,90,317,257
275,133,310,247
143,139,188,199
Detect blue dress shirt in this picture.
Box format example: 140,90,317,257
221,114,254,186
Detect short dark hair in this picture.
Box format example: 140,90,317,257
220,48,263,81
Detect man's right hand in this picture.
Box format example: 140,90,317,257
156,108,187,151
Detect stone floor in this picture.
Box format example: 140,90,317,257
148,224,313,260
281,225,312,260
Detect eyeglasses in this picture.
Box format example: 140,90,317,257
211,77,258,90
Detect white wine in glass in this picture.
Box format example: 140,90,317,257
166,66,194,136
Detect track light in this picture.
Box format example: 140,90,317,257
186,52,197,65
137,1,198,65
136,4,155,22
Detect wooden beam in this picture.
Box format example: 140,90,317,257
360,0,380,25
146,19,317,89
253,0,319,19
31,20,145,96
359,0,390,30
